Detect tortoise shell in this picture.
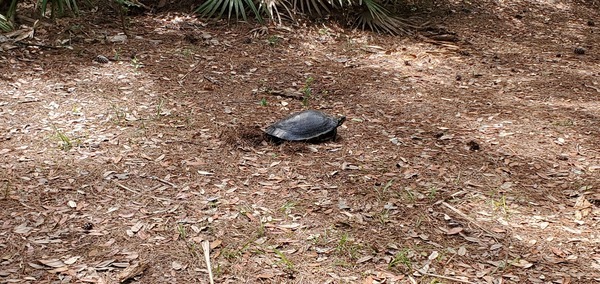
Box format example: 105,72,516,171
265,110,345,143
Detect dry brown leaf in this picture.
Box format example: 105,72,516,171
171,261,184,270
550,247,565,257
574,195,592,220
356,255,373,264
457,246,467,256
403,169,418,179
511,259,533,268
341,162,359,170
210,239,222,249
38,259,66,268
47,266,70,273
112,155,123,163
113,262,130,268
96,259,115,268
117,261,148,283
63,256,80,265
28,262,45,269
124,252,139,260
130,221,144,233
276,223,301,230
13,223,33,234
446,227,463,235
256,273,275,279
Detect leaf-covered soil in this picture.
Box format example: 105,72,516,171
1,0,600,283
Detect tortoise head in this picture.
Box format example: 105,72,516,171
337,116,346,126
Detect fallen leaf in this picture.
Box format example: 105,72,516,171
39,259,66,268
446,227,463,235
256,273,275,279
47,266,69,273
28,262,45,269
438,134,454,140
277,223,301,230
63,256,80,265
13,223,33,234
356,255,373,264
112,262,130,268
210,239,222,249
172,261,184,270
118,261,148,283
403,169,418,179
130,221,144,233
96,259,115,268
342,162,359,170
551,247,566,258
490,243,502,250
512,259,533,268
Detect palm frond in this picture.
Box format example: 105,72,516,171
37,0,79,18
259,0,294,24
5,0,18,22
196,0,263,22
355,3,409,35
293,0,329,15
354,0,411,34
327,0,352,9
359,0,388,21
0,13,14,31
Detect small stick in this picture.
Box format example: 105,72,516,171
202,240,215,284
149,176,177,188
178,61,201,85
116,182,140,195
423,272,476,284
441,202,500,239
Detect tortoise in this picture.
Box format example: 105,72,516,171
265,110,346,143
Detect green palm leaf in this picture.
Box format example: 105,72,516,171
0,13,13,31
196,0,263,22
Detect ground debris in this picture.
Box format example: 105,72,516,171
2,2,600,283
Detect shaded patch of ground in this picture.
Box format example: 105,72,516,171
1,0,600,283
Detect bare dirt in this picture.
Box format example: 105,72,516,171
1,0,600,283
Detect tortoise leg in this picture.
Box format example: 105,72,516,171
308,129,338,144
265,134,285,145
331,129,338,142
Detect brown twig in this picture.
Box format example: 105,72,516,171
441,201,501,239
115,182,140,195
202,241,215,284
422,272,477,284
178,61,200,86
148,176,177,188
